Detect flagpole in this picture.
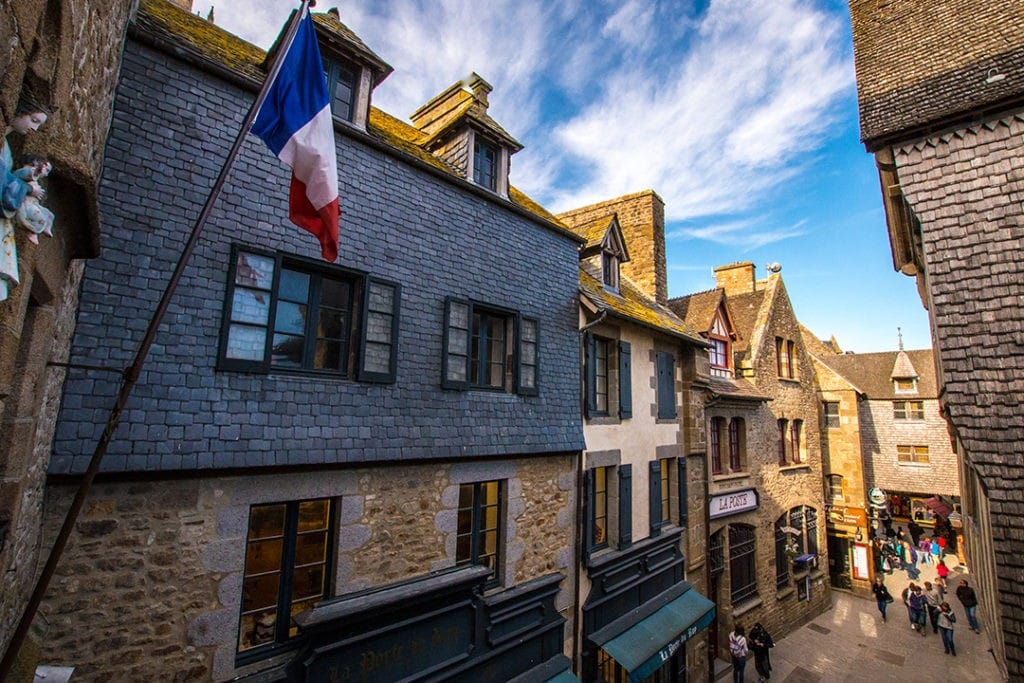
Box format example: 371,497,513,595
0,1,314,675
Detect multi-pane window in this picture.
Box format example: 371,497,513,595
594,337,610,414
777,419,788,465
776,337,797,379
592,467,609,548
709,417,724,475
601,252,619,289
709,312,731,378
806,508,818,557
324,57,359,122
728,418,744,472
443,298,538,394
790,420,803,464
473,138,498,191
774,518,790,589
238,499,332,654
897,445,929,463
729,524,757,604
824,401,840,428
828,474,844,501
220,249,399,381
660,459,671,525
456,481,502,585
893,400,925,420
709,530,724,577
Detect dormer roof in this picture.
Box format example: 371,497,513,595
310,11,393,86
564,213,630,262
890,349,919,380
410,73,523,151
667,288,736,340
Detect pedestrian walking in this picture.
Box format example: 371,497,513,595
908,585,928,635
936,557,949,591
901,582,916,627
918,537,932,565
749,622,775,682
930,536,940,563
729,624,748,683
956,579,981,633
872,577,894,622
924,581,942,633
938,601,957,655
908,519,923,547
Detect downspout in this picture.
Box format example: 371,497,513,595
703,393,720,683
573,309,607,672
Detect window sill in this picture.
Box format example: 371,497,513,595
810,569,826,581
776,586,796,600
712,472,750,482
587,415,620,426
776,376,800,384
731,596,763,617
779,464,811,473
896,461,931,467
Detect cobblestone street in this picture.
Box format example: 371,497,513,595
735,560,1003,682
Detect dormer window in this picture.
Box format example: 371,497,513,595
601,252,619,290
894,378,917,393
709,312,732,378
324,56,359,122
473,137,499,191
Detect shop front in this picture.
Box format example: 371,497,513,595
825,505,871,593
582,531,715,683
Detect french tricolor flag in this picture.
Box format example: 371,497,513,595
252,9,340,262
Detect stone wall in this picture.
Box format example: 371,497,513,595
38,455,576,681
557,191,668,305
0,0,132,660
891,109,1024,679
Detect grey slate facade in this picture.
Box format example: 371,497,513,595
51,39,584,474
36,3,585,680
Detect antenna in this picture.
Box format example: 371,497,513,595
897,327,904,351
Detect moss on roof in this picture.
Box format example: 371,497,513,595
668,288,723,335
580,267,704,344
562,214,615,250
135,0,561,230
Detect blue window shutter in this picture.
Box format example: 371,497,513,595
649,460,662,535
618,464,632,548
657,352,677,419
585,333,597,418
618,340,632,419
678,456,688,528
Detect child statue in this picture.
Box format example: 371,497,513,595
13,154,54,243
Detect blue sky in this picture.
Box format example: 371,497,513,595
201,0,932,353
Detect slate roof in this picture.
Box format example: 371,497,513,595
579,267,704,345
707,376,770,402
814,349,938,400
133,0,565,234
572,214,618,251
850,0,1024,147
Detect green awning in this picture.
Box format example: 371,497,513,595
599,589,715,683
544,668,581,683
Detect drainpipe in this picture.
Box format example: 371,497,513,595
572,309,607,672
703,393,719,683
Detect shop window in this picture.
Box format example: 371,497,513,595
729,524,757,604
238,498,333,657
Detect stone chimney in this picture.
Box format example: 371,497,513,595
714,262,757,297
410,72,492,138
557,190,667,304
167,0,193,11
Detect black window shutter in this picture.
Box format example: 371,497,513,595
618,340,632,419
657,352,677,419
515,316,539,396
678,456,688,528
649,460,662,535
358,276,400,383
441,298,471,390
618,464,632,548
582,468,594,556
584,332,597,418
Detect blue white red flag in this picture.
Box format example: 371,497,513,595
252,9,339,262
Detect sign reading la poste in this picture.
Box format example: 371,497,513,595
709,488,759,520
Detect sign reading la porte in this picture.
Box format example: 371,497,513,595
709,488,759,519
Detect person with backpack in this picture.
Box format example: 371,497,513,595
729,624,748,683
749,622,775,682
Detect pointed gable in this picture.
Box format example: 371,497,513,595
891,349,919,380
